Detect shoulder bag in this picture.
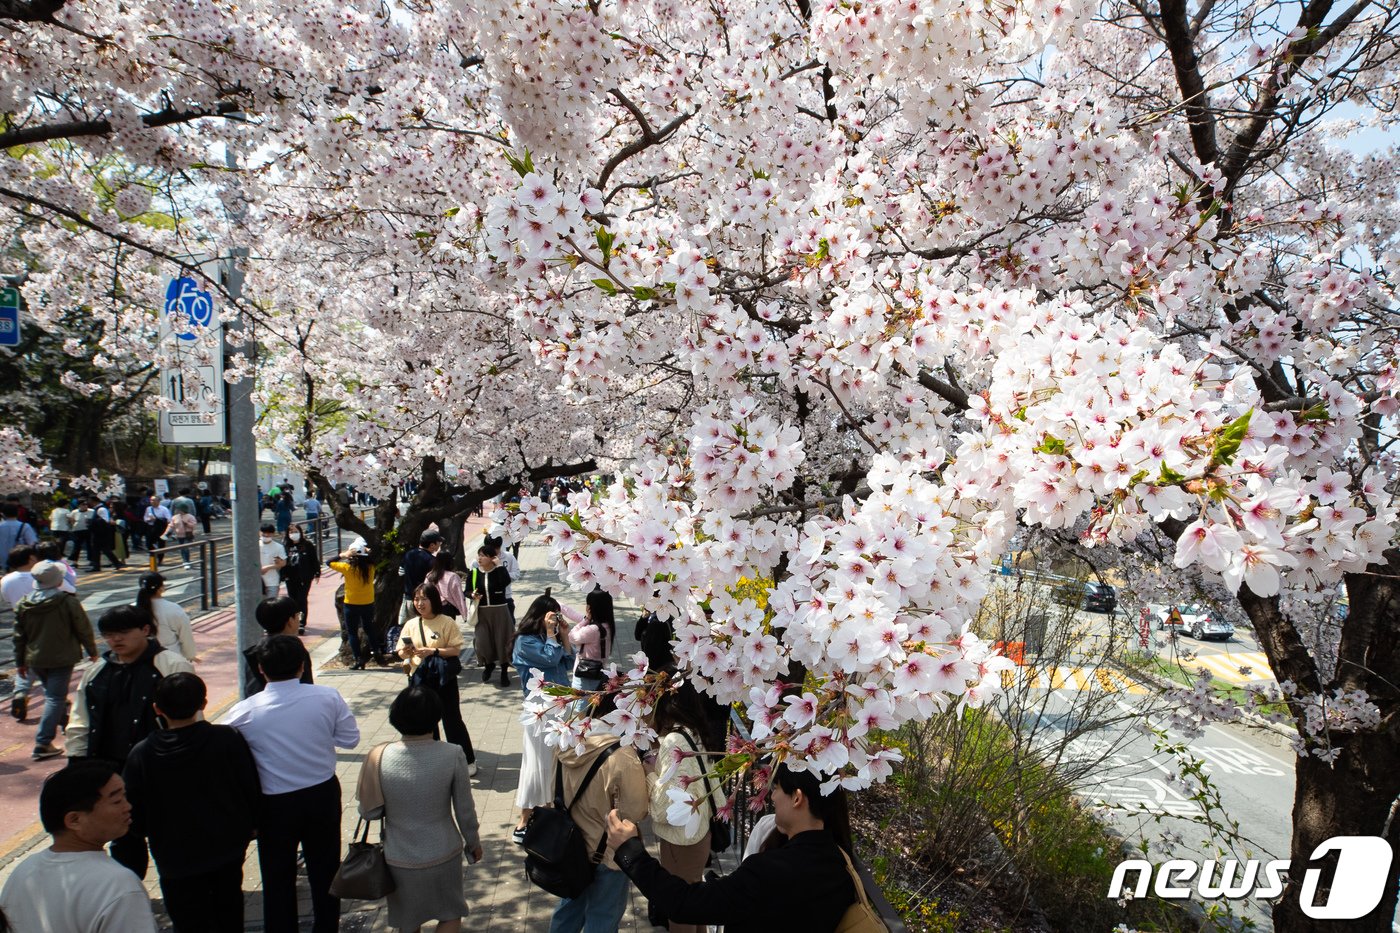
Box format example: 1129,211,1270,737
408,618,463,689
679,730,730,853
833,847,888,933
330,744,395,899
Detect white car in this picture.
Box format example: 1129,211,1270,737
1154,604,1235,641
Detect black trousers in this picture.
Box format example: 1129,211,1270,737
432,677,475,764
258,776,341,933
160,860,245,932
285,578,312,621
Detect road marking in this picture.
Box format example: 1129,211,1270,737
1176,651,1274,684
1006,665,1147,695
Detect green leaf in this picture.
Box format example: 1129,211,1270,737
632,285,658,301
591,278,617,296
505,148,536,178
1034,435,1067,456
443,206,460,218
1158,462,1186,485
1208,408,1253,469
1297,402,1330,424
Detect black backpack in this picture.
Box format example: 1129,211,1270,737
523,744,618,898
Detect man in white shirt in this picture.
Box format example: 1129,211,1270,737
143,496,172,557
0,760,157,932
225,635,359,933
2,544,38,608
258,523,287,598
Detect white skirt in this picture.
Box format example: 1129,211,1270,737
515,711,557,810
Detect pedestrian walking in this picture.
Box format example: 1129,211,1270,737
302,490,322,536
328,542,383,669
66,605,195,877
0,501,38,558
166,504,198,567
549,714,649,933
48,497,72,555
398,529,442,627
2,544,38,609
274,492,294,534
395,583,477,776
358,685,483,933
135,572,197,660
283,522,320,632
197,487,215,534
87,497,125,571
123,673,260,933
143,496,171,559
606,763,861,932
510,592,573,843
68,499,93,562
469,543,513,686
226,635,360,933
0,761,157,932
244,596,315,695
13,560,98,759
259,522,287,598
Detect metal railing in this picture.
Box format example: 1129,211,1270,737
143,507,376,615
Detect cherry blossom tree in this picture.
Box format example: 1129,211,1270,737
3,0,1398,927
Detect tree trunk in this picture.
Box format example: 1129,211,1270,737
1274,740,1400,931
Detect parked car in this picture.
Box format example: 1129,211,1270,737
1155,604,1234,640
1051,580,1118,614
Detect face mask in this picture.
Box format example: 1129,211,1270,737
289,533,302,542
261,535,273,543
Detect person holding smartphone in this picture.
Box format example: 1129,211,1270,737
508,591,573,843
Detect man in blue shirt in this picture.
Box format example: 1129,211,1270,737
0,501,38,558
226,636,359,933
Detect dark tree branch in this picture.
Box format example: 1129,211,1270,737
0,100,243,149
596,92,697,192
0,0,65,22
1158,0,1221,167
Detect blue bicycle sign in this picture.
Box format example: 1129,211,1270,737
164,276,215,341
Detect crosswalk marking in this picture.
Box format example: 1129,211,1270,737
1002,666,1148,695
1170,651,1274,684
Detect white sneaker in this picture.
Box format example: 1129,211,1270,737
468,762,479,777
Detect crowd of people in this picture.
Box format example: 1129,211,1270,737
0,495,873,933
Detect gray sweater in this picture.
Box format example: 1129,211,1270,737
371,737,481,868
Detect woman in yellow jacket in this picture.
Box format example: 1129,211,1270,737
327,542,382,669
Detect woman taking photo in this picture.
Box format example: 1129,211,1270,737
395,583,477,776
135,572,196,660
327,542,382,670
565,588,616,693
607,763,861,932
282,523,320,634
359,685,482,933
508,590,572,844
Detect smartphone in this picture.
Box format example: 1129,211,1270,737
402,636,414,648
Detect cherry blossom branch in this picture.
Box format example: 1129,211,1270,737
0,99,243,149
596,91,697,191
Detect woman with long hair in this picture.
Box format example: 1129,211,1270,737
281,523,319,635
425,550,468,620
135,572,196,659
327,543,383,670
395,583,476,775
606,762,861,932
565,588,615,692
507,590,572,843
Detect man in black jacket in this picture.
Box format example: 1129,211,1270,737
123,673,260,932
243,597,315,696
66,605,194,877
397,529,442,626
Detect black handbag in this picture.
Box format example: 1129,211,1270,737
681,730,730,852
329,817,395,900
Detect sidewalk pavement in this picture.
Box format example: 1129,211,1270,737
0,527,662,931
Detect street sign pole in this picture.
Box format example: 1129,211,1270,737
223,139,262,698
0,285,20,348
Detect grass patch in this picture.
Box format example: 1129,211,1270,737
853,711,1196,932
1124,654,1293,720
